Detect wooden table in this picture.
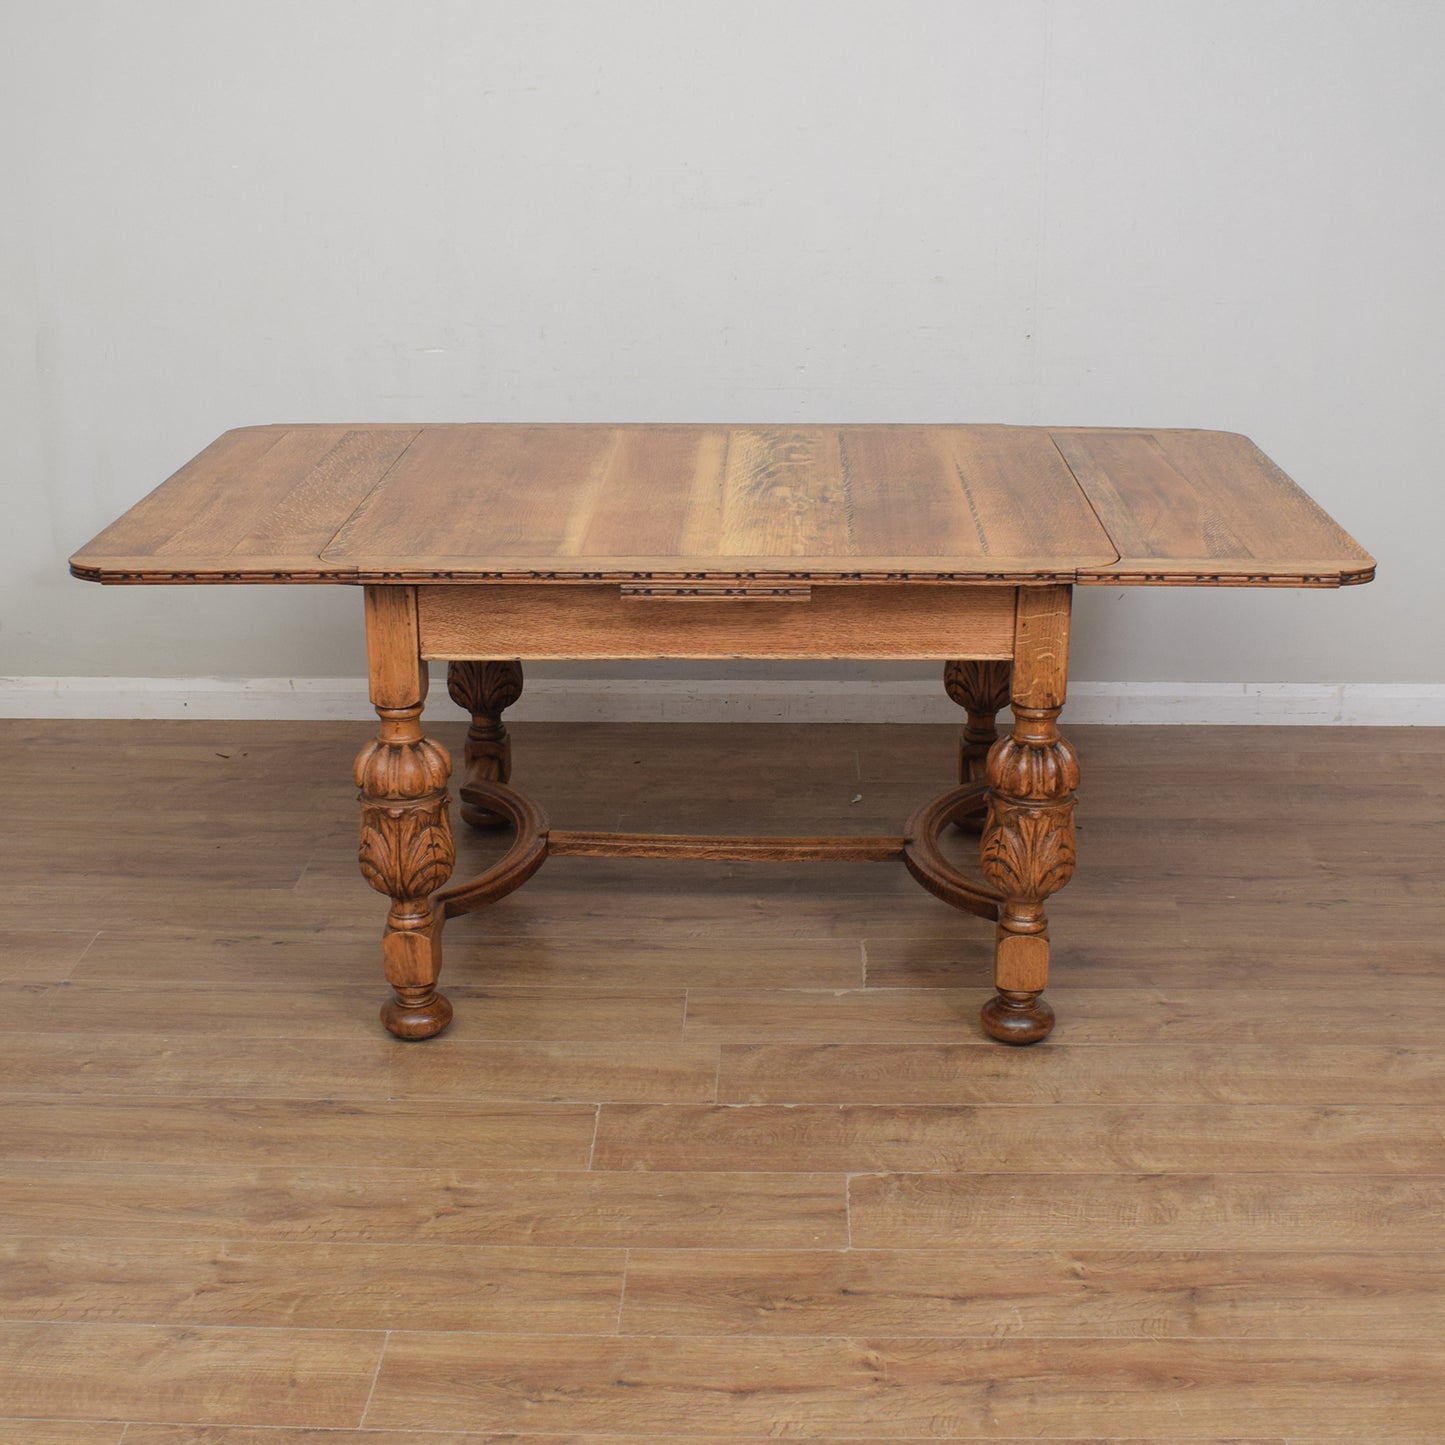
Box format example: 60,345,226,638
70,424,1374,1044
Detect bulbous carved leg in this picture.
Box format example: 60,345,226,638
976,585,1077,1045
944,660,1011,832
359,587,456,1041
447,661,524,829
356,707,455,1039
979,703,1078,1043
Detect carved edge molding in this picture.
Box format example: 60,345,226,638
72,564,1370,588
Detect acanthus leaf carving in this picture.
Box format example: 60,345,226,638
447,660,524,719
355,725,455,903
448,662,525,817
980,800,1077,903
358,795,455,902
944,659,1012,719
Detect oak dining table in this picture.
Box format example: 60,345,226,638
70,424,1374,1045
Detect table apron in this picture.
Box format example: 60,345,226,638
415,583,1017,660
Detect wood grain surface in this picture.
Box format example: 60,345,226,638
0,717,1437,1438
69,423,1373,586
364,1334,1444,1434
1055,427,1376,585
591,1102,1445,1173
0,1427,128,1444
617,1247,1445,1340
417,581,1017,659
112,1433,1298,1445
0,1320,382,1427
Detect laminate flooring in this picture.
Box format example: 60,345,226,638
0,717,1442,1440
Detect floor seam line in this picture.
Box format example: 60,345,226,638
358,1326,390,1427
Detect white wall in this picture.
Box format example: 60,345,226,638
3,0,1439,697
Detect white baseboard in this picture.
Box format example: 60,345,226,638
2,675,1442,725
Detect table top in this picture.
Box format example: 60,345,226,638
70,423,1374,588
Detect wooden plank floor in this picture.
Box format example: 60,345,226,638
0,716,1443,1440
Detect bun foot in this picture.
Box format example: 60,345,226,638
382,987,454,1040
981,989,1055,1045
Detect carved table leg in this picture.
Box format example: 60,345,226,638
447,660,524,829
978,587,1078,1044
356,587,456,1040
944,659,1012,832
